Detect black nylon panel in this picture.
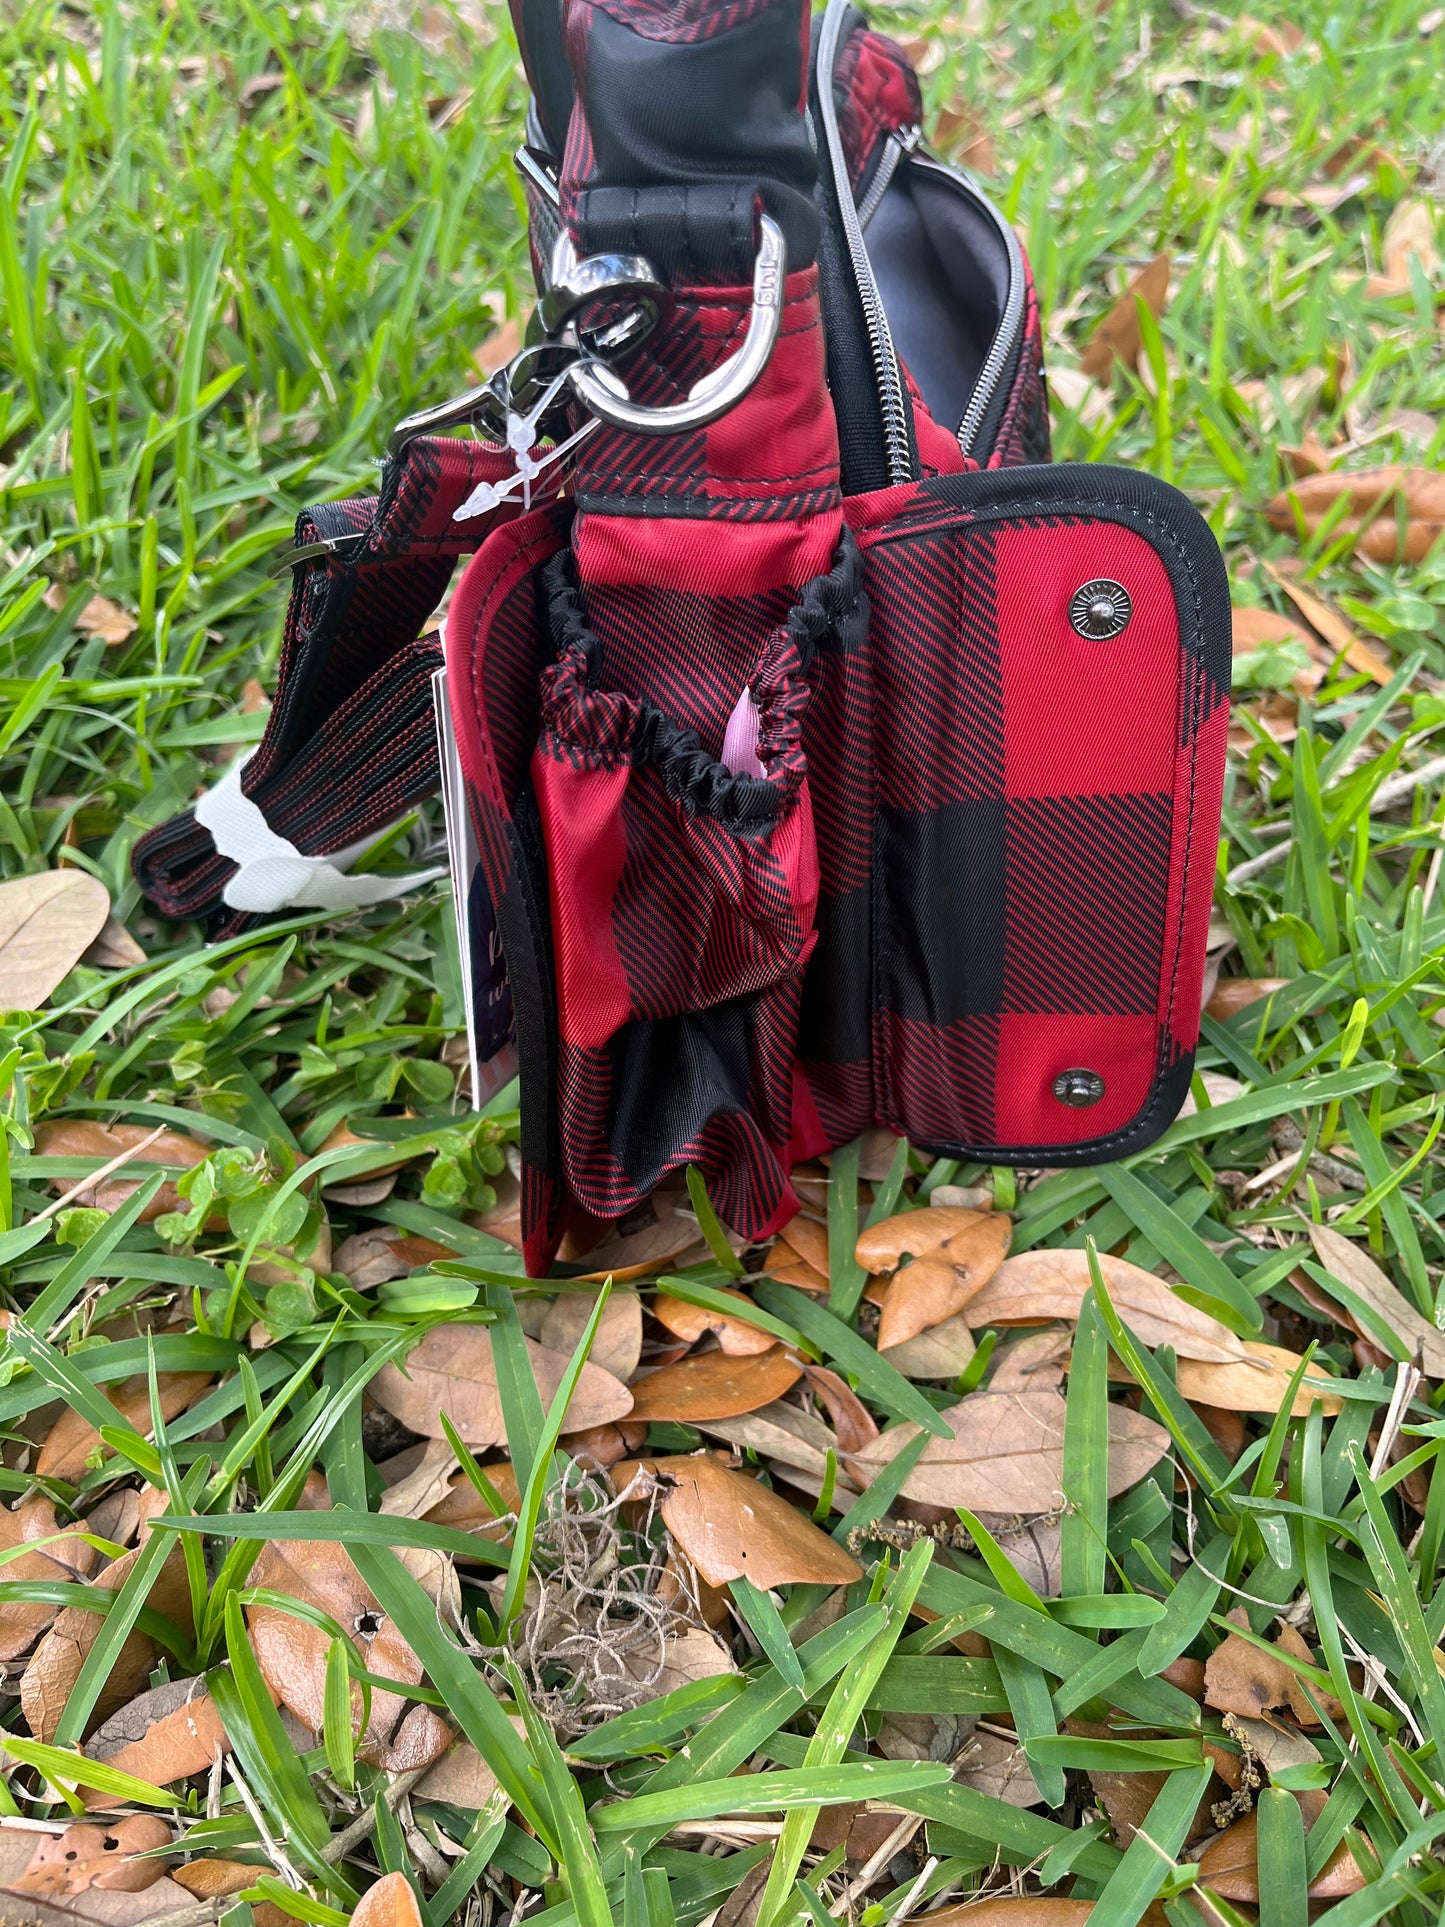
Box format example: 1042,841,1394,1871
574,0,819,278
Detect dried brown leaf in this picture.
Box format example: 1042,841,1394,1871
413,1737,509,1809
878,1311,977,1380
245,1540,421,1756
802,1364,879,1454
1307,1221,1445,1375
23,1533,191,1744
1205,976,1290,1020
1205,1618,1337,1726
1079,252,1170,379
1239,12,1307,55
312,1122,417,1181
955,1730,1043,1809
425,1458,521,1539
1088,1763,1169,1848
0,872,112,1010
80,917,146,970
624,1627,738,1698
651,1287,776,1356
963,1248,1245,1363
30,1121,211,1224
0,1499,97,1665
626,1346,804,1423
0,1876,200,1924
540,1287,642,1381
333,1229,450,1291
877,1216,1012,1350
856,1206,987,1273
46,593,136,648
239,70,284,105
561,1419,648,1470
908,1902,1095,1927
1380,198,1440,290
1266,566,1394,684
1199,1807,1366,1903
474,317,523,377
1265,465,1445,563
37,1372,213,1483
12,1817,171,1896
377,1440,458,1521
775,1215,829,1274
350,1872,424,1927
989,1330,1071,1394
381,1704,454,1774
693,1401,850,1498
1174,1340,1343,1416
809,1801,914,1863
763,1255,831,1294
1231,605,1312,655
574,1194,708,1281
1261,174,1367,211
169,1861,259,1901
846,1390,1169,1513
1229,690,1299,749
1223,1708,1322,1774
371,1324,633,1448
619,1455,862,1588
714,1860,772,1927
80,1680,227,1807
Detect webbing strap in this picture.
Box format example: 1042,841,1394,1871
133,433,554,934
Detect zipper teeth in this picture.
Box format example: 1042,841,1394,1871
855,127,911,231
920,155,1026,460
818,0,913,487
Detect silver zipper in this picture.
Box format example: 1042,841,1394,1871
908,153,1026,461
818,0,914,486
855,124,919,231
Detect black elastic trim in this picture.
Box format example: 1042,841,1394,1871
540,529,864,832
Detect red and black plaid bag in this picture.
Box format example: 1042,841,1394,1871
137,0,1228,1280
445,0,1229,1273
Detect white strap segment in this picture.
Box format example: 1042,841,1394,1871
196,757,445,914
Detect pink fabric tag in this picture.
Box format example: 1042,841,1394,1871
721,686,765,777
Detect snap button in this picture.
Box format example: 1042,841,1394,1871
1053,1068,1105,1108
1069,580,1132,639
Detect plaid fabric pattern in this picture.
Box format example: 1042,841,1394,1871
530,541,866,1236
133,436,562,936
439,0,1228,1274
809,463,1231,1164
832,23,922,193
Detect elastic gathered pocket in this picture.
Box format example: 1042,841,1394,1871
531,540,862,1235
843,463,1230,1164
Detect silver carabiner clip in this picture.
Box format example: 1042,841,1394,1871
561,214,785,437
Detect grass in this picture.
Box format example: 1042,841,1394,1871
2,0,1445,1923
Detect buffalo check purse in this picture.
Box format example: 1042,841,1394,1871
136,0,1229,1277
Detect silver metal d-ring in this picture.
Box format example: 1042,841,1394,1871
564,214,786,436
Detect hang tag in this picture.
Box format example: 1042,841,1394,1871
433,659,519,1111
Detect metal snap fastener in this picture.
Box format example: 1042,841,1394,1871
1069,580,1132,640
1053,1068,1105,1108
